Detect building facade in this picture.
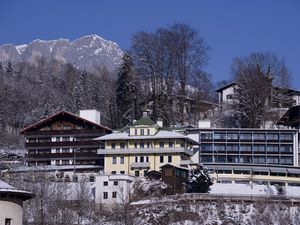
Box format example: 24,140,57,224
20,110,112,180
96,113,198,177
95,174,134,204
186,126,300,186
187,128,298,167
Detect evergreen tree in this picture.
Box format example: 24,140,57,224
116,53,139,127
187,165,212,193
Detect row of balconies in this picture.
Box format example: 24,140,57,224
25,140,101,149
97,147,193,156
24,129,105,136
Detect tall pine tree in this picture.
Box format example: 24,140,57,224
116,53,139,127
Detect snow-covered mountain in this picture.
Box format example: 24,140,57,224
0,34,123,72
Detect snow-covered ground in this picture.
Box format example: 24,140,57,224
209,183,300,197
209,183,277,196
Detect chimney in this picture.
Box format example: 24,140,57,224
79,110,101,125
142,111,148,117
157,118,163,127
198,120,211,128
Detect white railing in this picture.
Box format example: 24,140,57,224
130,162,150,168
97,147,193,155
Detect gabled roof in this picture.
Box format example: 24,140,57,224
20,110,112,134
133,116,157,126
215,82,237,92
277,105,300,127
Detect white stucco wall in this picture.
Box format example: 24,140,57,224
0,198,23,225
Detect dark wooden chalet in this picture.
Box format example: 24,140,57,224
161,164,189,195
20,110,112,172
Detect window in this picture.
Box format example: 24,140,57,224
240,145,252,152
134,129,137,135
253,156,266,164
134,143,138,148
200,132,213,140
253,145,265,152
281,157,293,165
62,160,69,165
160,156,164,163
253,133,265,140
135,156,138,162
141,129,144,135
140,156,144,162
146,156,149,162
227,133,239,140
168,155,172,163
267,145,279,153
111,143,115,149
280,133,293,141
147,129,150,135
5,218,11,225
111,171,116,175
103,181,108,186
267,133,279,141
140,142,144,148
214,144,226,152
112,192,117,198
280,145,293,153
135,170,140,177
169,142,173,148
147,142,150,148
227,144,238,152
62,137,69,141
240,133,252,140
201,144,213,152
120,171,125,174
113,181,118,186
56,137,60,142
120,143,126,149
89,176,95,182
120,156,124,164
103,192,108,199
159,142,164,148
112,157,117,164
267,157,279,164
214,132,226,140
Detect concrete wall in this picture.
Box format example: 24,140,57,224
0,198,23,225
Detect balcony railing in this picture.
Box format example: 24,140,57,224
25,140,101,149
26,152,98,159
23,129,106,136
130,162,150,168
97,147,193,155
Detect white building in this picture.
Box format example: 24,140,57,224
0,180,33,225
95,174,135,205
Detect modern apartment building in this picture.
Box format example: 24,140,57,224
185,122,300,185
96,113,198,177
187,127,298,167
20,110,112,178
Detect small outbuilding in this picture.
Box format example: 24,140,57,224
0,180,34,225
161,164,189,195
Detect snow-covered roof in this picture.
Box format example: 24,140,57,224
0,180,33,200
95,130,199,144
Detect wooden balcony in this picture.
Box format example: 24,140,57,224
25,140,101,149
26,152,98,161
23,129,106,137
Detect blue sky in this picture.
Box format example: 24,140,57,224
1,0,299,88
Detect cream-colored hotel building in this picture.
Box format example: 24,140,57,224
96,114,198,176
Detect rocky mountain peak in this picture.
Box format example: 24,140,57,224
0,34,124,73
